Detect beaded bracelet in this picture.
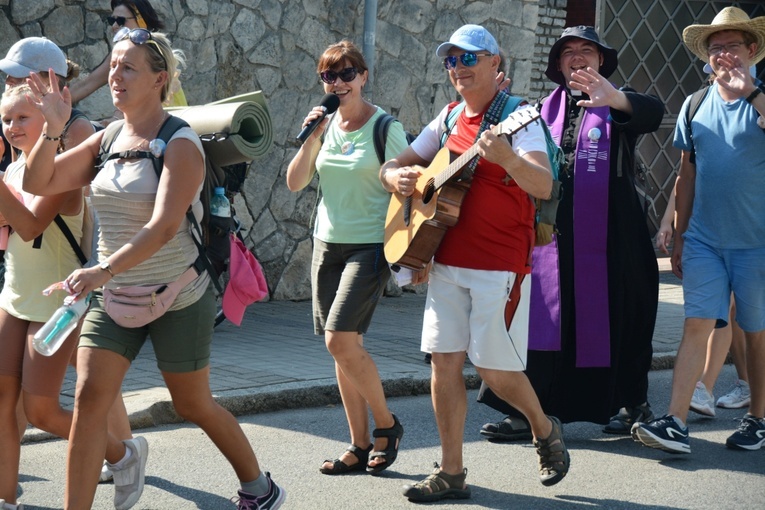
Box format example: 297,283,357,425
42,132,62,142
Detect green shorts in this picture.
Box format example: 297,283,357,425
79,286,215,373
311,239,390,335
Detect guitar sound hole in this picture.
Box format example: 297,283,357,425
422,180,435,204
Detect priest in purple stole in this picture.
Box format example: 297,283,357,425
479,26,663,437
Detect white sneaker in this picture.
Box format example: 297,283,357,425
717,379,751,409
99,460,114,483
689,381,715,417
109,436,149,510
0,499,24,509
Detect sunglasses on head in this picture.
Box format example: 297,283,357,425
106,15,136,27
320,67,358,84
443,52,494,70
113,27,166,64
113,26,153,45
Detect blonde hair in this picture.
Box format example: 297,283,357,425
137,31,183,103
1,83,34,107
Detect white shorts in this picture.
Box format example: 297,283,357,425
421,263,530,371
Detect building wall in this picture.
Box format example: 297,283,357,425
0,0,568,300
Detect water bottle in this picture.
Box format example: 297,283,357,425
33,294,91,356
209,187,231,218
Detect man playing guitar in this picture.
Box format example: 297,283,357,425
380,24,569,502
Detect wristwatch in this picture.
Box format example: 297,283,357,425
99,261,114,277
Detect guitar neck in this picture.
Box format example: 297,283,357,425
433,145,480,189
431,108,537,190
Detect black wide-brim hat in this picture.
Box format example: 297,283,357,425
545,25,619,85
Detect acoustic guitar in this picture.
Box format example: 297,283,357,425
384,107,541,271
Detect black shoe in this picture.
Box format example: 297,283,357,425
480,416,532,441
603,403,654,435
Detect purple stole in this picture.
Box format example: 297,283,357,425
529,85,611,367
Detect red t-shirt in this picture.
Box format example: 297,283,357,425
434,104,535,274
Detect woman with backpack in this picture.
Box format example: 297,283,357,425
286,40,409,475
0,36,134,486
24,31,283,510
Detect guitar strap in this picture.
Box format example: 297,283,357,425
444,91,524,181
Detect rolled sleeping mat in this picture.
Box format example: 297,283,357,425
168,91,273,165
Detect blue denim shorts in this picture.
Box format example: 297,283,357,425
682,237,765,332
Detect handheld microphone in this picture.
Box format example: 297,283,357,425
296,93,341,144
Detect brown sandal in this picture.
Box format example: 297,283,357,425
534,416,570,486
402,462,471,502
319,444,372,475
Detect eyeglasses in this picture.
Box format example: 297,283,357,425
443,52,493,70
106,15,136,27
320,67,358,84
707,42,746,55
199,131,240,142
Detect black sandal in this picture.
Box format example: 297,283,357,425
366,413,404,474
534,416,570,486
319,444,372,475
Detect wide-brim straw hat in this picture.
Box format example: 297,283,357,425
683,7,765,64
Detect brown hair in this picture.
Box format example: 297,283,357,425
317,40,368,74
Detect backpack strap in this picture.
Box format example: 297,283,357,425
97,120,126,169
440,101,466,148
54,215,89,266
31,214,89,266
148,116,223,293
685,86,711,165
373,114,396,165
149,116,190,178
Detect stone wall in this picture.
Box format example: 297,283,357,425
0,0,566,301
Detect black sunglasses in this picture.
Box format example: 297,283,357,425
106,15,136,27
320,67,358,85
199,131,240,142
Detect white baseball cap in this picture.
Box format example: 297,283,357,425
0,37,67,79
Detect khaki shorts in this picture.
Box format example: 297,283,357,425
311,239,390,335
79,286,215,373
421,263,530,371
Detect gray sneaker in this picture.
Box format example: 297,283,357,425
109,437,149,510
716,380,751,409
689,381,715,417
0,499,25,509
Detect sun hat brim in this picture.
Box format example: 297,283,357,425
682,8,765,65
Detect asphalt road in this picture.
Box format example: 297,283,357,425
16,366,765,509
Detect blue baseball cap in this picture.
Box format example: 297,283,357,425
436,25,499,57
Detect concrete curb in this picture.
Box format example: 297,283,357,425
22,356,688,444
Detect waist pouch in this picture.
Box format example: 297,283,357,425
102,266,199,328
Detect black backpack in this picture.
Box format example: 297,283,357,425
97,116,235,290
372,114,415,164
